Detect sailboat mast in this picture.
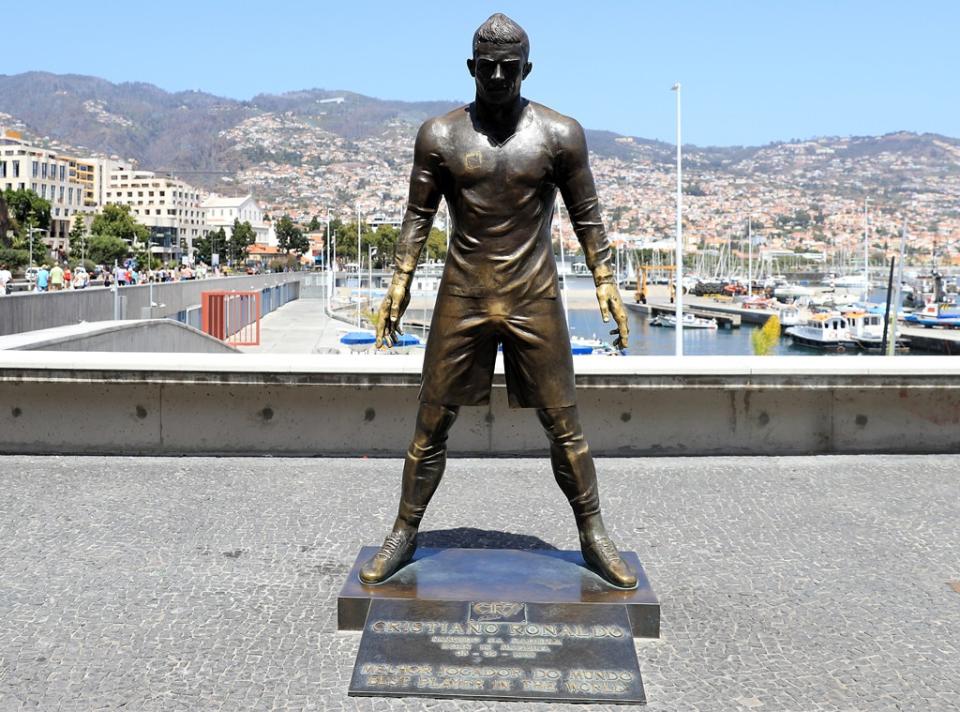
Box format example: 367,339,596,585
863,198,870,300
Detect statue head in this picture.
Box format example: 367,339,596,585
467,13,532,106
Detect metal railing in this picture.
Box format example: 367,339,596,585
201,291,261,346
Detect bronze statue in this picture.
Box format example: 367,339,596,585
362,13,635,588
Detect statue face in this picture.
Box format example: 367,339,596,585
468,42,531,106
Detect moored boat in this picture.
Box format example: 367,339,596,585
650,313,719,329
785,313,858,352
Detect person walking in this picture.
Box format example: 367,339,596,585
0,263,11,295
36,265,50,292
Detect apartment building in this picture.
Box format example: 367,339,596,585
0,130,90,256
201,193,276,246
104,168,206,261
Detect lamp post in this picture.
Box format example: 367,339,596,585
672,82,683,357
356,203,362,328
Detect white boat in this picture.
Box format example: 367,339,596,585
774,283,816,299
785,313,858,352
828,274,869,289
570,335,621,355
843,309,907,351
651,313,718,329
775,304,805,328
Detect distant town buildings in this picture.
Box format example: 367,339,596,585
1,129,90,255
104,168,206,261
201,193,276,246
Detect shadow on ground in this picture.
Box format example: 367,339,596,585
417,527,559,550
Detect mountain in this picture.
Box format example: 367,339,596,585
1,72,958,256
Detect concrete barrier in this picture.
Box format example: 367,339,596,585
1,353,959,456
0,320,237,353
0,273,304,336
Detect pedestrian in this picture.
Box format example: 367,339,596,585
36,265,50,292
0,263,11,295
64,266,73,289
113,264,126,287
49,263,64,291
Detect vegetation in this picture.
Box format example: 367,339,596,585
87,234,130,266
275,214,308,255
2,188,51,238
228,219,257,264
751,315,781,356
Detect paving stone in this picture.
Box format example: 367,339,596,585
0,454,957,710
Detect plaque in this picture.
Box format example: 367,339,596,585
349,598,645,704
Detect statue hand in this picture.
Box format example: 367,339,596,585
376,273,411,349
596,282,629,350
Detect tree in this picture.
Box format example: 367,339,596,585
90,204,150,244
87,235,130,266
0,191,11,247
276,215,306,255
2,188,51,237
228,219,257,264
751,315,781,356
425,227,447,262
68,220,88,261
308,215,322,232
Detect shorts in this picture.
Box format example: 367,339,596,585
419,294,576,409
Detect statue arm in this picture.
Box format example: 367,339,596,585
556,120,628,349
378,122,443,348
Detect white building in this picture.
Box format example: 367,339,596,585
104,168,206,261
0,130,90,257
201,194,276,246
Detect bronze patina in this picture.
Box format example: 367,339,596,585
362,13,635,589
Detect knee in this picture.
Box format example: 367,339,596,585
537,406,584,447
412,403,459,451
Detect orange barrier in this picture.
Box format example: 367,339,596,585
201,291,261,346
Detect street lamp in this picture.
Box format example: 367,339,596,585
672,82,683,357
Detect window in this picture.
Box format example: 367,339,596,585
32,161,38,177
0,162,5,178
41,185,47,198
59,186,65,202
41,163,48,179
60,165,66,181
12,160,19,177
68,188,73,203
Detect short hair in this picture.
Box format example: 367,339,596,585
473,13,529,58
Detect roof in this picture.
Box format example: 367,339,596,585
248,243,283,255
201,194,255,209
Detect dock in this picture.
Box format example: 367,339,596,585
627,301,742,329
900,325,960,354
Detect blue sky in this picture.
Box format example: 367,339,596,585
3,0,958,146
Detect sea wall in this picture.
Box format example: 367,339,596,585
1,354,958,456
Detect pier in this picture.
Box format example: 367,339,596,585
627,301,742,329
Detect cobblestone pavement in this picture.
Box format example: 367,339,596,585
1,454,958,711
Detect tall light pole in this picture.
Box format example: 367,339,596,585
747,216,753,297
672,82,683,357
356,203,361,327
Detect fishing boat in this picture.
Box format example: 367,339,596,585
785,314,858,352
650,313,719,329
843,310,907,351
903,301,960,329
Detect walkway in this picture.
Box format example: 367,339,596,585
1,454,957,710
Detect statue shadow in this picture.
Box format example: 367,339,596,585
417,527,559,551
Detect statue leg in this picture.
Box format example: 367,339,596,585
359,401,459,584
536,405,637,588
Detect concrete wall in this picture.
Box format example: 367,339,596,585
1,353,959,456
0,273,304,336
0,320,237,353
